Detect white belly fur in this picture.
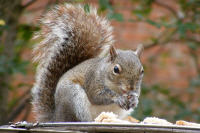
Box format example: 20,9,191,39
89,104,133,120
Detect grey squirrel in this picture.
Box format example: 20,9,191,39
32,4,144,122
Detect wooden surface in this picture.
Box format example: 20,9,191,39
0,122,200,133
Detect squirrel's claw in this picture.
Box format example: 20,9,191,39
115,92,139,110
127,92,139,109
114,94,130,110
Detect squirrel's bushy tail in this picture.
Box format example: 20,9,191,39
32,4,114,122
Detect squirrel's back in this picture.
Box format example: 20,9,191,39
32,4,114,122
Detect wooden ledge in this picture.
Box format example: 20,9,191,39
1,122,200,133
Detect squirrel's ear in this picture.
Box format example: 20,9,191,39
109,45,117,62
135,44,144,58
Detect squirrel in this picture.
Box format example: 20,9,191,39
32,4,144,122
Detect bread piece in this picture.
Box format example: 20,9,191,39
176,120,200,127
142,117,173,125
124,116,140,123
95,112,131,123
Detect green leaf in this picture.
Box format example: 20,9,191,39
132,7,152,18
142,98,153,115
177,21,186,38
141,84,151,95
190,77,200,87
174,109,192,120
18,24,34,41
74,0,84,2
0,55,29,75
107,13,124,22
98,0,113,12
169,96,185,108
84,4,90,13
0,24,9,36
185,23,196,31
11,57,29,75
186,42,198,50
177,21,199,38
146,19,161,28
152,84,170,95
8,97,18,110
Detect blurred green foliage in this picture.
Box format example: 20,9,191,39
0,21,39,122
0,23,38,78
98,0,124,21
133,80,200,122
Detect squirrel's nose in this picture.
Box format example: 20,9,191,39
127,84,134,91
127,80,136,91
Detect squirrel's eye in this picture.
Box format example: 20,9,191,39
113,64,121,75
114,66,119,73
141,69,144,74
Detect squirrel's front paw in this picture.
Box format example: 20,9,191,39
127,92,139,109
114,94,129,110
114,92,139,110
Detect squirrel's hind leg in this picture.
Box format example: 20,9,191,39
55,79,92,122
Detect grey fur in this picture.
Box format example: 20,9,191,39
32,4,144,122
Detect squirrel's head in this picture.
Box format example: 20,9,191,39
104,45,144,95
